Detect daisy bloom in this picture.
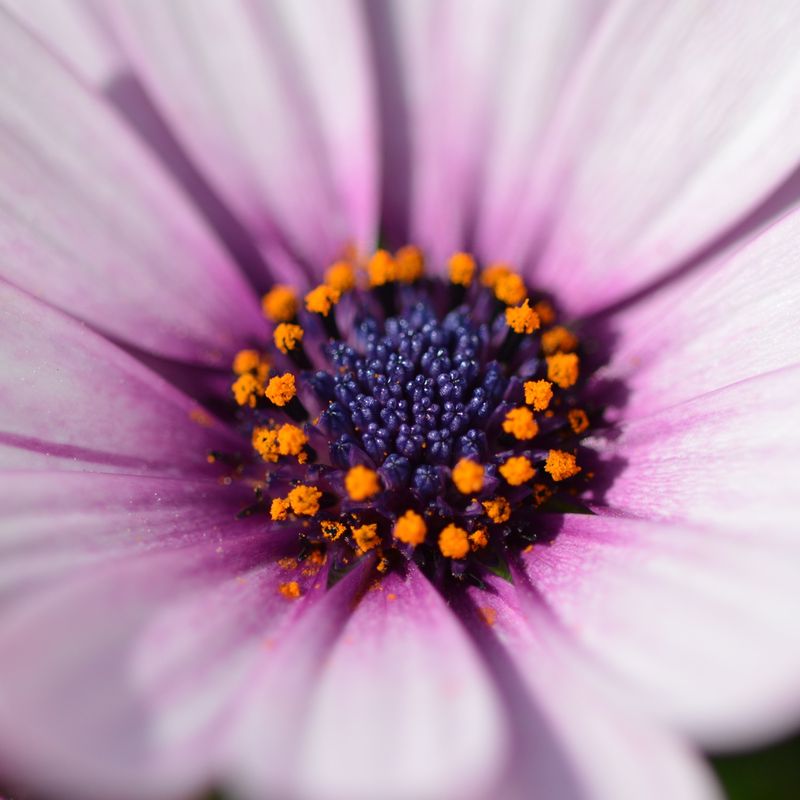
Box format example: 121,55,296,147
2,2,800,800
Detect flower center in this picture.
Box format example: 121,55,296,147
222,248,596,591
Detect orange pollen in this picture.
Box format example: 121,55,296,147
480,263,512,289
502,407,539,440
547,352,580,389
277,423,308,456
232,349,261,375
524,379,553,411
395,245,424,283
544,450,581,482
451,458,484,494
367,249,397,286
345,465,381,501
469,528,489,550
534,300,556,326
273,323,304,354
304,284,340,316
541,326,579,355
321,520,346,541
482,497,511,523
494,272,527,306
533,483,553,507
265,373,296,406
252,427,280,462
567,408,590,434
262,285,297,322
352,523,380,553
278,581,301,600
232,373,262,408
325,261,357,292
287,485,322,516
438,524,470,559
505,299,540,334
448,252,476,286
270,497,290,521
499,455,535,486
393,510,427,546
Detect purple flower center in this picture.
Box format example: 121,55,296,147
223,250,595,589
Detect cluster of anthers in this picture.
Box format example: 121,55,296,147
220,247,596,596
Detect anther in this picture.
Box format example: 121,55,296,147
544,450,581,481
262,285,298,322
438,524,470,559
524,380,553,411
345,465,381,502
499,455,536,486
393,510,427,546
547,352,580,389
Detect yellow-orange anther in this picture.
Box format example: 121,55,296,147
232,349,261,375
502,407,539,440
262,285,297,322
544,450,581,482
265,373,296,406
451,458,484,494
368,249,397,286
470,528,489,550
547,352,579,389
448,252,477,286
305,284,340,316
494,272,527,305
345,465,381,501
541,326,579,355
279,581,301,599
277,423,308,456
534,300,556,326
352,523,380,552
273,323,304,354
567,408,590,434
395,245,424,283
499,455,535,486
524,379,553,411
505,299,540,334
482,497,511,523
393,510,427,546
232,373,261,408
287,485,322,516
481,263,512,289
321,520,346,541
325,261,357,292
252,427,280,462
270,497,290,521
438,524,470,559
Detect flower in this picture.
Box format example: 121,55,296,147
1,4,800,800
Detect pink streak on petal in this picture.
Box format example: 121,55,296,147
520,512,800,749
0,282,241,475
458,578,720,799
0,13,264,366
596,205,800,420
107,0,379,269
508,0,800,314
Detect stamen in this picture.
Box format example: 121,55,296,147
482,497,511,523
544,450,581,481
345,465,381,501
273,323,304,355
567,408,589,434
541,325,579,355
502,407,539,440
321,520,346,541
232,349,262,375
265,373,296,407
277,423,308,457
304,284,340,317
393,510,427,546
252,427,280,462
494,272,526,306
448,252,476,287
524,380,553,411
367,249,396,287
505,299,540,334
499,455,536,486
270,497,291,521
287,485,322,516
469,528,489,550
325,261,357,293
232,373,262,408
480,263,511,289
262,285,298,322
438,524,470,559
547,352,580,389
395,245,424,283
451,458,484,494
352,523,380,553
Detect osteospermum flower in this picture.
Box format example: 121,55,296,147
2,3,800,799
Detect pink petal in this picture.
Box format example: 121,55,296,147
596,205,800,420
0,532,304,800
590,363,800,536
520,511,800,749
0,14,263,366
459,578,719,799
107,0,378,269
230,562,508,800
509,1,800,313
2,0,124,85
0,282,240,474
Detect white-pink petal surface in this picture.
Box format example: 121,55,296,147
0,14,264,366
512,0,800,313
